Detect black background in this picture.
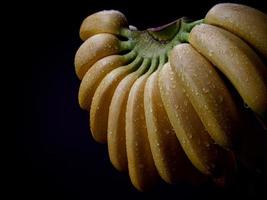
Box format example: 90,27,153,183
16,0,267,199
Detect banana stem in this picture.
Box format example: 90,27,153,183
137,58,151,75
129,55,143,71
185,19,204,32
172,18,203,43
179,32,190,43
123,50,137,62
159,54,167,69
120,28,133,38
147,57,159,74
120,40,136,51
120,18,204,72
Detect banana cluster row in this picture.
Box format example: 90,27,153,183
74,4,267,191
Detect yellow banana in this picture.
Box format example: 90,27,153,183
107,58,150,172
126,60,159,191
73,5,267,191
79,10,128,41
170,43,242,148
189,23,267,115
74,33,133,79
158,62,226,176
205,3,267,57
79,51,136,111
144,69,202,183
90,56,142,143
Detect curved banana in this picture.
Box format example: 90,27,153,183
189,24,267,115
158,63,227,176
205,3,267,57
79,51,136,111
90,56,142,143
73,5,267,191
144,69,202,183
170,43,242,148
79,10,128,41
126,60,159,191
74,33,133,79
107,59,150,172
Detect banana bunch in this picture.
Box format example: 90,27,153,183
74,4,267,191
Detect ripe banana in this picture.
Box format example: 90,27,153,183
90,56,142,143
144,69,203,183
189,23,267,116
79,10,128,41
126,60,159,191
74,33,133,79
79,51,136,111
158,63,227,176
205,3,267,58
170,43,242,148
107,58,150,172
74,4,267,191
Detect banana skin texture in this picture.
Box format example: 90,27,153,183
80,10,128,41
170,43,242,149
126,73,159,191
205,3,267,58
107,59,148,171
90,58,141,143
189,24,267,116
79,55,128,111
159,63,227,176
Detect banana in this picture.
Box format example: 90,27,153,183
158,62,226,176
90,56,142,143
107,58,150,172
144,69,202,183
170,43,242,148
74,33,133,79
126,60,159,191
73,7,267,190
79,51,136,111
79,10,128,41
205,3,267,58
189,24,267,115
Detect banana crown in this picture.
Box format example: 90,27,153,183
74,3,267,191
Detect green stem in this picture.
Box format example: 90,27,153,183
123,50,137,62
120,28,133,38
159,54,167,69
128,55,143,71
179,32,190,43
185,19,204,32
120,40,136,51
137,58,151,74
147,57,159,74
118,18,203,71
